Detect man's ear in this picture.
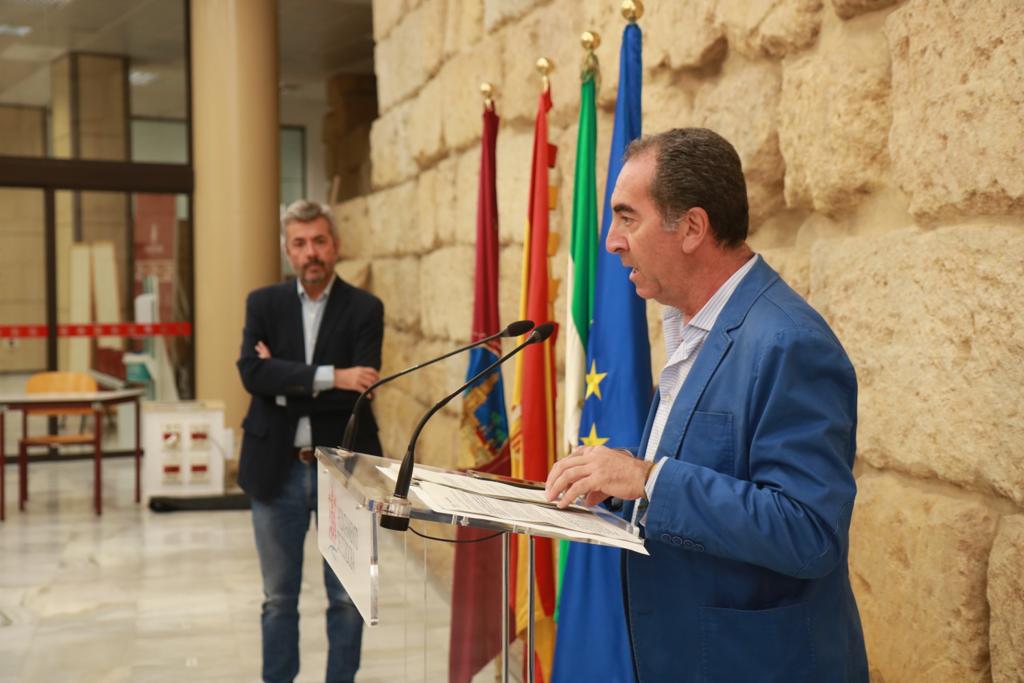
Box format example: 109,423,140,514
680,207,711,254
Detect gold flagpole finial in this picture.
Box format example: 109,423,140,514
480,82,495,111
536,57,553,92
621,0,644,23
580,31,601,83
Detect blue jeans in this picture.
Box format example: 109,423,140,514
252,458,363,683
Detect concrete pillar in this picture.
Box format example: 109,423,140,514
191,0,280,431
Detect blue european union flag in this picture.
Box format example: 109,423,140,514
551,22,652,683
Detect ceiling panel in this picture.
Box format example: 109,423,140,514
0,0,374,116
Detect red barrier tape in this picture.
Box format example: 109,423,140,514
0,323,193,338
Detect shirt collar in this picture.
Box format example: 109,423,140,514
296,273,336,303
663,253,760,337
689,254,759,332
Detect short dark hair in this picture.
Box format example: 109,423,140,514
623,128,749,247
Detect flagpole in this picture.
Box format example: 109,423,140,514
560,29,601,461
555,28,602,632
479,76,511,683
523,57,552,683
528,534,536,683
551,5,650,682
450,79,513,683
510,53,558,683
502,531,510,683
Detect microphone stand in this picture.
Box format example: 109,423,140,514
340,320,534,451
379,323,555,531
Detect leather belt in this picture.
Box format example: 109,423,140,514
294,447,315,464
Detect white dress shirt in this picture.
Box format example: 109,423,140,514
290,276,337,448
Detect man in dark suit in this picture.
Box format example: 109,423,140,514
545,129,868,681
237,199,383,683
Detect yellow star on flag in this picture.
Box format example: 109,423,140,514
580,423,609,447
584,359,607,400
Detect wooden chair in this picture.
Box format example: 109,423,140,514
18,371,104,515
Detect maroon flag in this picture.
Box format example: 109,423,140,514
449,103,512,683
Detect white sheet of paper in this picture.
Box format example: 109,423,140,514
410,481,647,555
377,462,568,506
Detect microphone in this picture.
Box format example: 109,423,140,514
379,322,556,532
340,319,535,451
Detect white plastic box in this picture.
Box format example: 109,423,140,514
142,400,233,501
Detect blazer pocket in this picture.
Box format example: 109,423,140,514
681,410,734,475
699,602,817,683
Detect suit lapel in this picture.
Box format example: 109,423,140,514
636,392,659,459
656,258,781,461
624,259,782,522
282,283,306,361
311,277,350,363
656,331,732,460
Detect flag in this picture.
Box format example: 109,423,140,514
449,103,512,683
556,49,600,615
509,86,559,683
551,22,650,683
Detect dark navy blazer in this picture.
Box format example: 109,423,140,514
236,278,384,502
623,258,868,682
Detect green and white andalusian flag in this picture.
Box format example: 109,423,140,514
562,64,599,460
557,55,599,609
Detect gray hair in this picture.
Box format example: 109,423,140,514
280,199,339,243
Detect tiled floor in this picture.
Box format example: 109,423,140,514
0,458,487,683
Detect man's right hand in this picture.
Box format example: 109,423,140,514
334,366,380,393
545,445,653,509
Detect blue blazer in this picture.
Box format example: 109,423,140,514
623,259,868,682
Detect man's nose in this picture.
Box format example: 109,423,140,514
605,221,626,254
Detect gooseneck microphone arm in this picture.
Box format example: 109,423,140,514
379,322,556,532
340,319,535,451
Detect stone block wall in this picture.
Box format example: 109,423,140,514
328,1,1023,680
323,74,377,202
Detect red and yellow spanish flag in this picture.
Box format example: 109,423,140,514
509,86,559,682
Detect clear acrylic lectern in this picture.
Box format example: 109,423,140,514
315,446,642,683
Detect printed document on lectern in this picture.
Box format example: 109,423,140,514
376,463,647,555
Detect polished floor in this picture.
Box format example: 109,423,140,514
0,457,479,683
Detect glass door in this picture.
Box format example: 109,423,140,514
53,189,193,401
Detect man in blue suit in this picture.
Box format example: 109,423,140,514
237,200,383,683
546,129,868,682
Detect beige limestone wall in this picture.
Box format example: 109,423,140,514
323,74,377,203
335,1,1023,679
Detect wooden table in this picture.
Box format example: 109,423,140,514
0,389,144,520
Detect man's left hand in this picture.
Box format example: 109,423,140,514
255,341,272,359
544,446,652,509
